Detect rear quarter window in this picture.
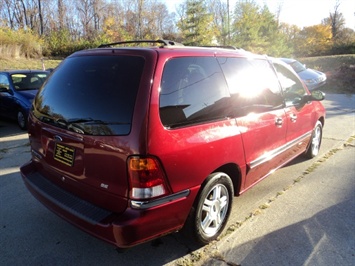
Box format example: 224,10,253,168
159,57,231,128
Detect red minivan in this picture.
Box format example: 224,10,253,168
21,40,325,248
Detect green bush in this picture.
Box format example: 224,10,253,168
0,28,43,58
43,30,105,57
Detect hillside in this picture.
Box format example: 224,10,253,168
300,54,355,94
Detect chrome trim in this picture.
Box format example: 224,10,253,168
54,135,63,142
250,131,312,169
130,190,190,210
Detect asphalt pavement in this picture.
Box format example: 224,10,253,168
192,135,355,266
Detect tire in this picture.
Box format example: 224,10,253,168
185,172,234,245
17,110,27,130
304,121,322,159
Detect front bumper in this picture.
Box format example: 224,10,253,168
306,80,326,91
20,160,199,248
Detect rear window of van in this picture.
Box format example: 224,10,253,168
33,55,145,135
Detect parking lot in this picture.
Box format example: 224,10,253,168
1,93,355,265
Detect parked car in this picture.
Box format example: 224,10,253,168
279,58,326,90
0,70,49,129
20,40,325,248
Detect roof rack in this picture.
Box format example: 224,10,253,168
201,45,239,50
98,39,184,48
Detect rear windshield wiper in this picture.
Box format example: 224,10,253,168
39,116,130,134
66,118,130,126
66,118,131,135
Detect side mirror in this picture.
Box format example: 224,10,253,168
302,90,325,103
310,90,325,101
0,86,9,93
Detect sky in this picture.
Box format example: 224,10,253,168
165,0,355,30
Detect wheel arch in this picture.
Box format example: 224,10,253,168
212,163,242,197
318,116,325,127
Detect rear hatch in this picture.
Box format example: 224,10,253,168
28,49,156,213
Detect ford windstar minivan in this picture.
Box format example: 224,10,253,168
21,40,325,248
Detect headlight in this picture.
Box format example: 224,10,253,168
304,79,316,84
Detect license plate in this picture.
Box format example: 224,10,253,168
54,143,75,166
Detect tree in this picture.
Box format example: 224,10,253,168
38,0,43,35
17,0,29,29
76,0,105,40
322,0,346,42
321,0,355,54
231,0,291,56
57,0,66,30
258,5,289,56
293,24,332,57
177,0,216,46
232,0,262,50
0,0,15,29
206,0,230,45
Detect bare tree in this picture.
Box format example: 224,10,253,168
17,0,29,28
76,0,104,39
0,0,178,42
275,0,283,25
207,0,229,45
57,0,66,30
323,0,346,41
0,0,15,28
38,0,43,34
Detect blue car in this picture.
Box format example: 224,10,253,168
0,70,49,129
279,58,326,90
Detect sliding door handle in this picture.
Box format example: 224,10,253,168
275,117,283,126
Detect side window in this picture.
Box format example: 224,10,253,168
273,62,307,106
218,57,283,116
160,57,230,128
0,74,10,90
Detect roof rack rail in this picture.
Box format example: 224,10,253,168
98,39,184,48
201,45,238,50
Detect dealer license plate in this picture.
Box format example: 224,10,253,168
54,143,75,166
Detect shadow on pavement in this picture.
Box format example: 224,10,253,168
220,197,355,266
0,119,27,138
323,93,355,117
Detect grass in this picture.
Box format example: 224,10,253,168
300,54,355,72
0,57,61,70
300,54,355,94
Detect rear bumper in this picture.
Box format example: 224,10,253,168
20,161,199,248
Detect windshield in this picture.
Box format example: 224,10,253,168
33,55,145,135
11,73,48,90
289,61,306,73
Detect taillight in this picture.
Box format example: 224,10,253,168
128,156,171,200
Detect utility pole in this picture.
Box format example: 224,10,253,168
227,0,230,44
